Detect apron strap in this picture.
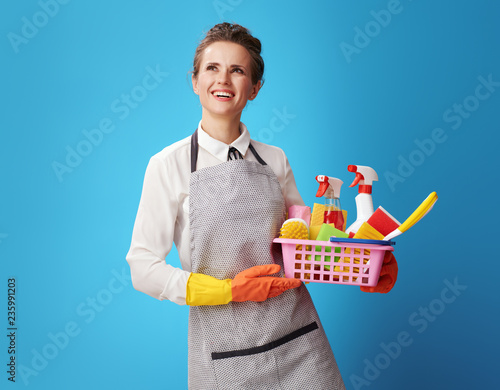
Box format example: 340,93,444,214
248,143,267,166
190,129,267,173
191,129,199,173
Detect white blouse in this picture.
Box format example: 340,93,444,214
126,122,304,305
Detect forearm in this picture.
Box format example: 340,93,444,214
126,248,191,304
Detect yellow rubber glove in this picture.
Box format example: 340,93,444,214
186,273,232,306
186,264,301,306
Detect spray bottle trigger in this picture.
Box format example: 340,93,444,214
349,172,364,187
315,175,329,197
316,181,329,197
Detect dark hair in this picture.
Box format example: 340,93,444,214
192,23,264,85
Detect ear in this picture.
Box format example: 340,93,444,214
248,80,262,101
192,74,199,95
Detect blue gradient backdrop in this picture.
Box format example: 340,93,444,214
1,1,498,389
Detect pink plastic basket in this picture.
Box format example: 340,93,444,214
273,238,394,287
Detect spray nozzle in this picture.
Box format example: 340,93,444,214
315,175,329,197
347,165,378,194
315,175,343,198
348,167,364,187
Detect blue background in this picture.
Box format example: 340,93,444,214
1,1,499,389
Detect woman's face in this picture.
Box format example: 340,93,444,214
192,41,261,120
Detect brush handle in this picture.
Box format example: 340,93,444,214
383,192,438,241
399,192,438,233
383,228,402,241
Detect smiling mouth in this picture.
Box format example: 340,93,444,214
212,91,235,98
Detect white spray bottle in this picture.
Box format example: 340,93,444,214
346,165,378,235
315,175,344,231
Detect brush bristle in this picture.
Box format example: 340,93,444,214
279,220,309,240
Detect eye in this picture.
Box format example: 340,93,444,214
206,65,217,71
231,67,244,74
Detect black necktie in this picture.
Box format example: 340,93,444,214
228,146,243,160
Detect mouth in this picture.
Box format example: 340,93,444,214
211,90,235,100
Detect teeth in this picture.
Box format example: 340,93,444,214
213,91,234,98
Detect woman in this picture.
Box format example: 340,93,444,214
127,22,351,389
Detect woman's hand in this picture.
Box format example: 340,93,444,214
360,251,398,294
231,264,302,302
186,264,301,306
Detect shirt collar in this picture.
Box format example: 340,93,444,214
197,121,251,161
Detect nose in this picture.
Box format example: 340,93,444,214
217,70,231,85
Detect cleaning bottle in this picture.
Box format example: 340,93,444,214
346,165,378,235
315,175,344,231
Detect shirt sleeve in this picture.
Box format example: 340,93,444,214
126,156,190,305
282,151,306,210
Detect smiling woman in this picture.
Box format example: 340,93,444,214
126,22,346,389
191,22,265,85
192,41,261,143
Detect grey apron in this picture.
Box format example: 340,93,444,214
188,130,345,390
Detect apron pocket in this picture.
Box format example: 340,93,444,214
211,322,318,389
212,322,318,360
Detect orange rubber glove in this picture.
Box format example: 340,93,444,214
232,264,302,302
360,251,398,294
186,264,301,306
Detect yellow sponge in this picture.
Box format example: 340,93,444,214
279,218,309,240
309,225,322,240
354,222,384,240
311,203,325,227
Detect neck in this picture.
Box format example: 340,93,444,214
200,110,242,144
